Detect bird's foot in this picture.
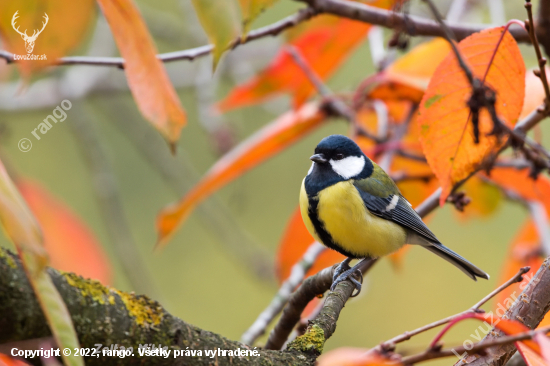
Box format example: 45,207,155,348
331,267,363,297
332,258,353,283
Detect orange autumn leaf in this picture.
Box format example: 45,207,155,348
18,179,112,284
369,38,451,102
0,354,30,366
96,0,186,149
491,316,539,352
276,207,344,283
418,27,525,205
485,167,550,214
318,348,393,366
0,0,95,76
218,0,395,111
156,102,326,247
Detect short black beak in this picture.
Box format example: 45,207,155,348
310,153,327,164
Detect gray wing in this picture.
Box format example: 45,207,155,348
353,182,441,244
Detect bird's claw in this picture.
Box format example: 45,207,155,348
332,259,352,283
330,267,363,297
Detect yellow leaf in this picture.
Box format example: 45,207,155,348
0,163,82,366
192,0,242,70
239,0,278,34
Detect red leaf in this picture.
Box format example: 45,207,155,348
18,179,112,284
0,354,31,366
318,348,394,366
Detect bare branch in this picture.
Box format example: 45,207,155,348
0,0,533,69
0,249,316,366
298,0,529,43
264,258,378,351
0,8,317,67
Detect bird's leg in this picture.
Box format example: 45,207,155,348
331,258,368,297
332,257,353,283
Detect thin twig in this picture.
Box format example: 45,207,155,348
399,326,550,365
0,8,318,68
391,172,433,183
0,1,533,69
287,46,333,97
472,266,530,310
373,267,529,353
265,258,378,350
421,0,474,85
287,44,382,143
299,0,529,43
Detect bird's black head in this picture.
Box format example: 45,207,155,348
305,135,373,195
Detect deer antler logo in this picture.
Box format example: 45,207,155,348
11,11,49,54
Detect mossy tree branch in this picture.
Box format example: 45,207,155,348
0,249,314,366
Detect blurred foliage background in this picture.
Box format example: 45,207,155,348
0,0,542,364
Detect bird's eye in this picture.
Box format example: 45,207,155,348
334,153,344,160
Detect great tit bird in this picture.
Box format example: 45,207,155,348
299,135,489,295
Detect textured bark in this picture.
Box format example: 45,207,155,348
0,249,315,366
455,257,550,366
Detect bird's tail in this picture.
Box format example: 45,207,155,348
423,243,490,281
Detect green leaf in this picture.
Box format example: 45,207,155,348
239,0,278,34
191,0,242,70
0,162,83,366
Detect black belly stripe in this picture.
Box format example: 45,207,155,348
307,195,361,259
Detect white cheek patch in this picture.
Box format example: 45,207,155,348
329,155,365,179
307,162,315,176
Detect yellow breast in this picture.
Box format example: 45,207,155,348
300,179,407,258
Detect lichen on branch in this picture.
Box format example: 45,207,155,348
0,248,314,366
